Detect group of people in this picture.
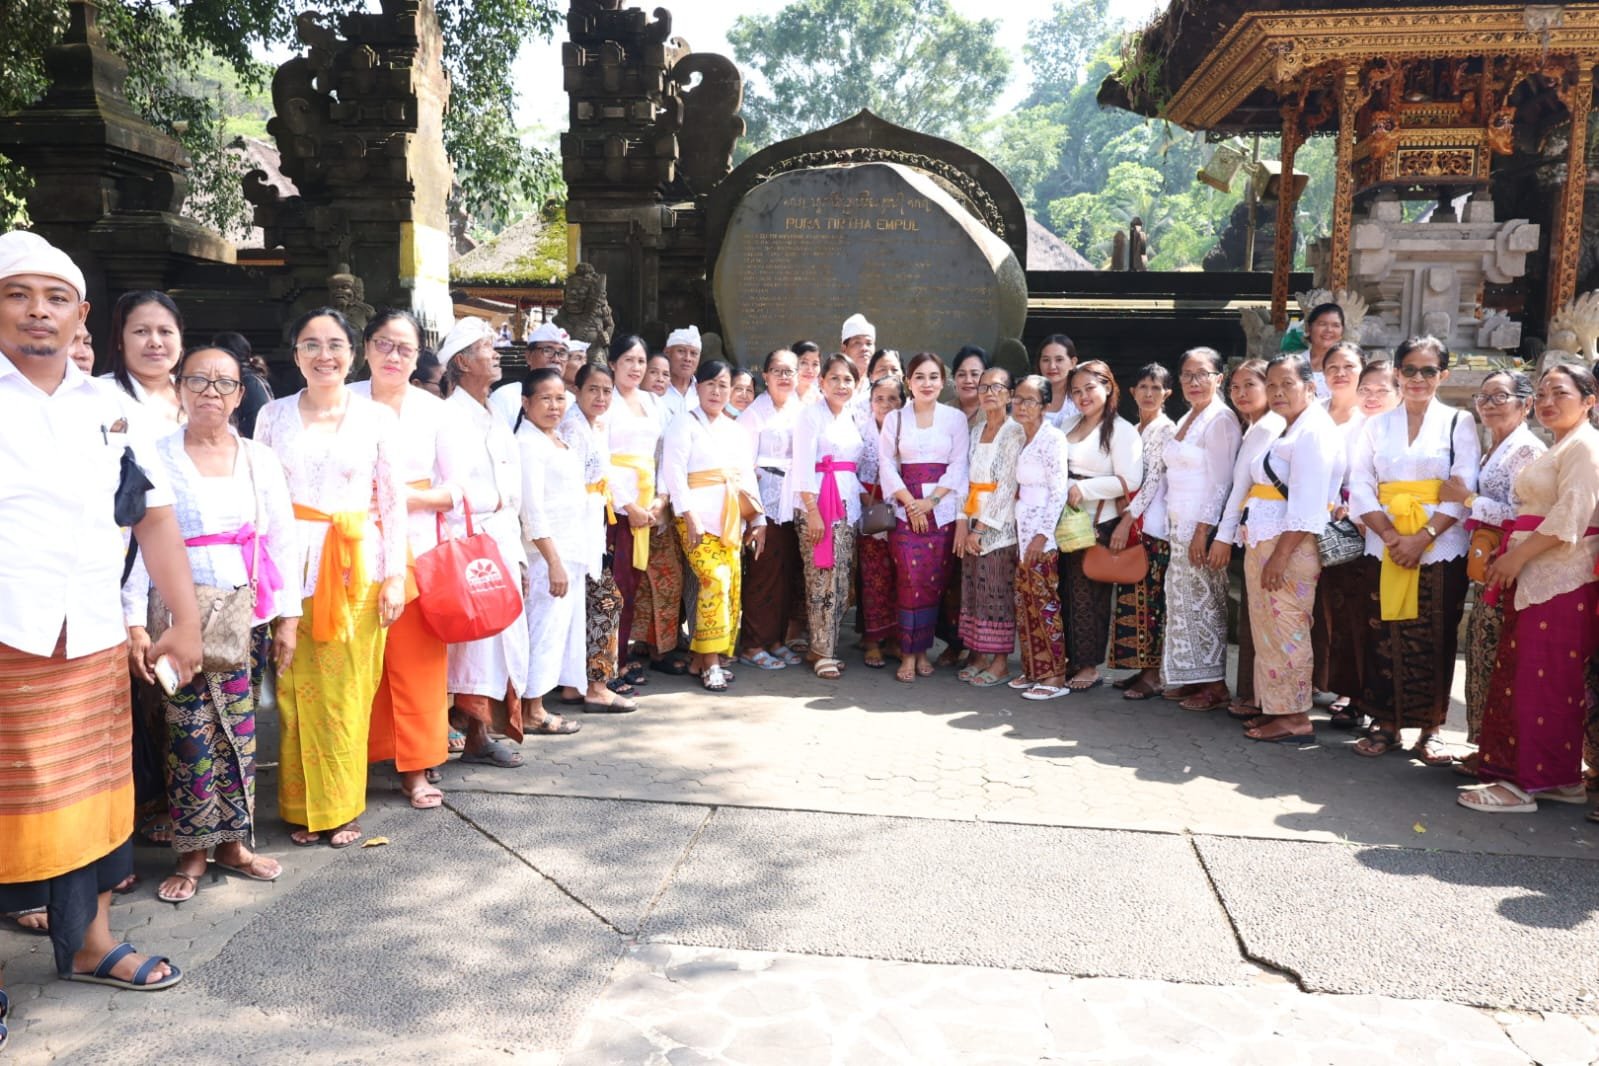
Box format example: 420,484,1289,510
2,229,1598,1049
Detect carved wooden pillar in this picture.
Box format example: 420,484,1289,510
1329,65,1362,292
1548,60,1595,321
1271,95,1304,330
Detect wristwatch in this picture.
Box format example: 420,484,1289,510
1423,523,1439,539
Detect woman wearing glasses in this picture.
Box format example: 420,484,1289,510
255,308,408,848
1347,336,1479,761
737,348,806,670
1010,375,1072,699
955,366,1023,687
1438,370,1542,762
351,311,469,809
122,345,299,903
1464,364,1599,819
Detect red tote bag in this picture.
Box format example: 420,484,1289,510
413,511,523,643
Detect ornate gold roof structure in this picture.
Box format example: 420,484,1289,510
1102,3,1599,328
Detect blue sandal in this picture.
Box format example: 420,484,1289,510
0,987,7,1053
63,943,182,991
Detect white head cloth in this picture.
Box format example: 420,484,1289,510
841,313,875,343
568,340,591,354
0,230,87,300
526,322,569,346
665,325,702,351
437,316,496,364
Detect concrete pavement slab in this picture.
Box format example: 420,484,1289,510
643,809,1247,984
1194,835,1599,1013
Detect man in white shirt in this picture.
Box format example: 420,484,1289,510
659,325,702,421
841,312,878,429
0,230,200,995
489,320,568,427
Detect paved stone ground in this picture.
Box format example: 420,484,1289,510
2,653,1597,1064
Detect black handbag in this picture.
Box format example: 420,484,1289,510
1261,451,1363,567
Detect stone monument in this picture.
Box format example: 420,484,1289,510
711,162,1026,370
553,261,616,352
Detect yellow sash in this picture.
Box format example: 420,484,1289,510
686,468,744,548
964,481,998,518
1377,479,1442,621
293,503,370,642
586,478,617,525
611,453,655,570
1245,483,1286,504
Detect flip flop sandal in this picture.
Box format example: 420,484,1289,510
529,714,583,734
406,784,445,810
424,766,443,785
157,870,202,904
447,729,467,753
1021,684,1070,701
1457,782,1537,813
214,855,282,882
111,873,141,895
957,664,982,682
1006,675,1035,690
649,656,690,676
460,740,525,767
3,907,49,936
328,821,363,849
1353,730,1401,758
862,652,886,669
738,650,787,670
1066,676,1103,692
970,670,1013,688
772,646,803,666
65,944,182,991
289,830,322,847
606,678,638,696
813,658,843,680
1122,680,1160,701
1180,689,1232,712
1244,722,1316,744
582,697,637,714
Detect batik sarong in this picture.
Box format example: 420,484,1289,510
1162,547,1230,685
678,520,742,656
167,626,269,851
1478,582,1599,792
1356,556,1467,733
1462,588,1502,743
1244,536,1321,716
1108,535,1168,671
585,567,622,683
1058,519,1119,669
278,585,385,833
799,519,857,659
630,519,684,657
1311,560,1366,698
1235,579,1256,705
742,521,799,649
959,545,1019,654
858,530,897,642
1016,550,1065,681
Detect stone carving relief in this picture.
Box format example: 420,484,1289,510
672,53,745,194
554,262,616,352
1542,290,1599,367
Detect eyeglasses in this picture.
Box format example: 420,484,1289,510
295,340,350,357
531,344,566,355
1398,364,1442,379
180,374,241,396
767,368,797,379
1473,392,1518,408
977,383,1011,394
1179,371,1219,384
369,336,418,359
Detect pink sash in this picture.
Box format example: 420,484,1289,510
185,523,284,621
812,457,857,568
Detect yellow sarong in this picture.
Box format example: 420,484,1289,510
687,468,745,548
293,503,370,643
1377,479,1442,622
611,453,655,570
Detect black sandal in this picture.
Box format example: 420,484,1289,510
621,662,650,686
607,678,637,697
649,656,690,676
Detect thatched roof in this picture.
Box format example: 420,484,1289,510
450,203,568,287
1027,216,1094,271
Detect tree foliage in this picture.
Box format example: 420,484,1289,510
727,0,1010,160
0,0,562,235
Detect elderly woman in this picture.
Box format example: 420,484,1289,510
738,348,806,670
1311,341,1368,727
1439,370,1543,763
1463,364,1599,818
1347,336,1479,761
662,360,766,691
1236,353,1345,743
1009,375,1072,699
1109,364,1175,700
350,310,466,809
438,317,562,758
937,345,991,668
122,345,298,904
1157,348,1240,711
604,335,673,682
956,366,1023,686
1058,360,1143,691
1215,359,1282,719
255,308,408,848
792,354,867,679
879,351,971,683
517,368,594,732
857,375,904,668
559,362,635,710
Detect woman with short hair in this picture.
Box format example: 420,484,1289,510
661,360,767,691
956,365,1023,686
105,290,185,429
255,308,409,848
792,340,822,403
122,344,299,903
1347,335,1479,761
1009,375,1072,699
878,351,970,684
1463,364,1599,818
1110,363,1175,699
1236,353,1345,743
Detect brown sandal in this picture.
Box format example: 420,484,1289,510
1179,684,1231,712
1354,729,1401,758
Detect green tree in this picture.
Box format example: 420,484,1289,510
727,0,1010,158
0,0,562,234
1023,0,1112,103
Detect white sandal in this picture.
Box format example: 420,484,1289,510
1021,684,1069,702
701,665,729,692
1457,781,1537,813
813,657,843,680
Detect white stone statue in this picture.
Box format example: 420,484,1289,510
1542,290,1599,369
